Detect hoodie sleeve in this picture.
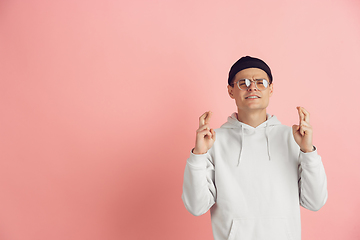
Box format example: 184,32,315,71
298,148,328,211
181,149,216,216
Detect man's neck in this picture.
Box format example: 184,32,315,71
237,109,268,128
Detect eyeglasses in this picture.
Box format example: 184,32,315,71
233,78,270,91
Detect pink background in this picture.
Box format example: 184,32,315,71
1,0,359,239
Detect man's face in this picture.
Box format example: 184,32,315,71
227,68,273,112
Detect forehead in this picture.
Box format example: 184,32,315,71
234,68,269,80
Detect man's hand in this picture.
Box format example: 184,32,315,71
292,107,314,153
193,111,216,155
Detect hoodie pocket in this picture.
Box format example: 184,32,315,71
227,218,294,240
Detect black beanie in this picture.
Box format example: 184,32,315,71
228,56,273,85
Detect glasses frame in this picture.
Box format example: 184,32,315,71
234,78,270,91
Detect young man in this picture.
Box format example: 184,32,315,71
182,56,328,240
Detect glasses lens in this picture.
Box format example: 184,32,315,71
245,79,251,88
255,79,268,90
237,79,248,90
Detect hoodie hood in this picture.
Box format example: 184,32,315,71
220,112,282,165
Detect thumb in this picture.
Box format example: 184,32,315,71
292,125,299,135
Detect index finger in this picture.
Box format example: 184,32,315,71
199,111,212,128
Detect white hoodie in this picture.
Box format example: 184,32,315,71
182,113,327,240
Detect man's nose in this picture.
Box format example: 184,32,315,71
247,81,257,91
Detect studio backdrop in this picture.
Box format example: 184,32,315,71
0,0,359,239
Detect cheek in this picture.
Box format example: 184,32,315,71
264,89,272,98
236,92,246,101
263,93,271,105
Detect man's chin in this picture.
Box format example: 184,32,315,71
237,105,268,112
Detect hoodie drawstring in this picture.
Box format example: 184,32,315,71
237,125,244,166
265,122,271,161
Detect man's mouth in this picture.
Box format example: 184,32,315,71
245,96,260,99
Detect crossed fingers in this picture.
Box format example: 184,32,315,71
199,111,212,128
297,107,312,136
197,111,215,139
298,106,310,122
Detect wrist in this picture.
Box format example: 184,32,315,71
300,146,315,153
192,148,207,155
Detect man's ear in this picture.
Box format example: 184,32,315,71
227,85,235,99
269,83,274,97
